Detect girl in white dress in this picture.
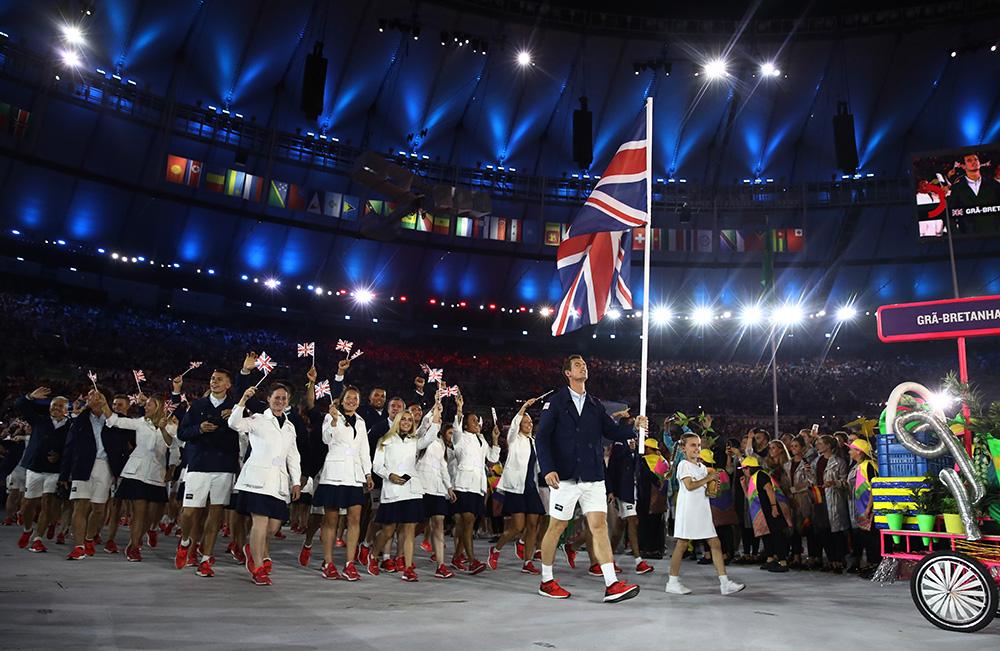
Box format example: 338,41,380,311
666,433,745,596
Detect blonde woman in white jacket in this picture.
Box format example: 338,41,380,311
450,391,500,576
368,407,441,582
228,384,302,587
415,395,457,579
107,395,178,564
315,386,373,582
488,397,544,574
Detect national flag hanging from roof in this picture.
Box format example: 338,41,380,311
267,180,289,208
165,155,202,187
552,106,649,336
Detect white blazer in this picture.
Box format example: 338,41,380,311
373,424,439,503
107,415,177,487
228,406,302,503
498,413,537,494
451,416,500,495
416,437,452,497
319,412,372,486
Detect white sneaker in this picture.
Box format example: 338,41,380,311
665,580,692,595
720,578,746,595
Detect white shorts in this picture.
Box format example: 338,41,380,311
617,499,637,519
7,465,27,492
182,471,235,508
25,469,58,499
70,459,113,504
548,480,607,521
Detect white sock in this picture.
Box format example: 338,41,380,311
541,564,554,582
201,554,210,563
634,556,644,566
668,574,680,584
180,538,191,547
600,562,617,587
719,574,728,584
382,553,390,560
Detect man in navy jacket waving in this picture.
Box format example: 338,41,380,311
535,355,647,603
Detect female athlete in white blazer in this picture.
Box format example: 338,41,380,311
415,396,457,579
228,384,302,586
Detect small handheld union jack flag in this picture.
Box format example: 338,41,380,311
255,352,276,374
336,339,354,356
128,394,142,406
132,369,146,393
427,368,444,384
164,400,178,415
314,380,331,400
179,361,203,378
420,363,430,374
297,342,315,358
443,385,460,397
86,370,98,389
349,349,364,361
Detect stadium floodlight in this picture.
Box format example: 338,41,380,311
539,306,553,318
760,62,780,77
61,24,85,46
836,305,857,322
516,51,533,67
264,278,279,290
606,308,621,320
354,288,375,305
772,303,804,326
740,305,764,326
703,58,727,79
652,306,672,325
692,306,714,326
314,286,324,296
60,49,81,67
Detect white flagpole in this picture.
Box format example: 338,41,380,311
638,97,653,453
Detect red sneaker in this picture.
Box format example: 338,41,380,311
603,580,640,603
366,555,380,576
104,540,119,554
334,537,345,548
56,532,66,545
17,530,31,549
521,561,541,575
533,549,542,561
162,521,175,536
84,539,96,557
17,513,23,525
468,559,487,575
67,545,87,560
298,544,312,567
221,524,230,538
635,560,654,574
588,563,602,577
146,529,158,548
28,539,47,553
322,562,341,580
401,566,418,582
261,558,273,575
564,544,577,569
252,568,272,586
538,579,571,599
420,539,432,554
380,558,398,573
515,539,525,561
342,562,361,582
46,524,55,540
273,530,286,540
451,554,468,572
358,543,370,566
174,541,190,569
243,543,256,574
226,540,237,560
488,545,500,570
125,545,142,562
195,559,214,576
185,550,199,567
394,556,405,572
2,516,14,526
434,563,454,579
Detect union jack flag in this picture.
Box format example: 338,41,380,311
349,349,364,361
165,400,178,415
443,385,460,397
336,339,353,354
189,361,203,369
427,368,444,383
297,342,315,358
255,351,276,374
552,103,650,336
128,394,142,406
420,363,431,374
86,370,98,385
133,369,146,383
314,380,332,400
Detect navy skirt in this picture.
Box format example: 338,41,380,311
235,491,289,522
423,494,451,517
313,484,365,509
116,478,168,504
451,491,485,517
375,498,425,524
501,483,545,516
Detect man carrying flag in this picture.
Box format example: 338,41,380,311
538,102,653,603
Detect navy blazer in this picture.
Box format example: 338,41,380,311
177,394,240,473
605,441,638,502
535,386,636,483
60,412,129,482
16,397,72,474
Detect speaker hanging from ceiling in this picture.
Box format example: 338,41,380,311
572,96,593,170
832,101,859,174
301,41,327,120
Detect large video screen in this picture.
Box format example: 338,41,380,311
913,145,1000,240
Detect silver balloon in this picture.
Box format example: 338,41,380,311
894,410,986,541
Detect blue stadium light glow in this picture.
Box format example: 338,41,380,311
96,248,104,253
263,278,278,289
207,269,215,275
10,229,20,235
240,274,248,280
56,239,66,245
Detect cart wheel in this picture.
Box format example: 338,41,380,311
910,551,998,633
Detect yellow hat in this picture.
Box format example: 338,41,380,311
848,439,873,457
739,455,760,469
699,449,715,465
643,438,660,450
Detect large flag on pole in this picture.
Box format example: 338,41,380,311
551,106,650,336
